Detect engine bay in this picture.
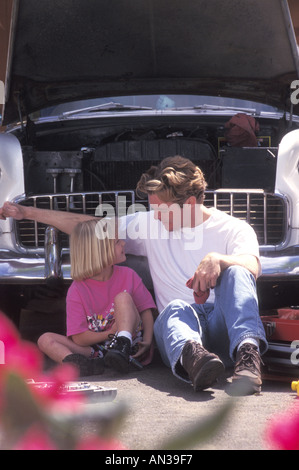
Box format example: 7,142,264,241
20,115,282,200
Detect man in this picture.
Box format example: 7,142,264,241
0,156,267,394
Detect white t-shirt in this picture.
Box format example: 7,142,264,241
119,208,260,312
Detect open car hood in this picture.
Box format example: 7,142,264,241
2,0,299,125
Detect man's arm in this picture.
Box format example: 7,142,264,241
192,252,260,293
0,201,96,235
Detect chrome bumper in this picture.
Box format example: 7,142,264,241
260,254,299,278
0,252,71,284
0,252,298,284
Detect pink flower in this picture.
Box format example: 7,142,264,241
0,311,19,352
13,425,57,450
0,311,42,380
76,435,127,450
0,312,127,451
265,403,299,450
0,311,79,407
32,364,81,411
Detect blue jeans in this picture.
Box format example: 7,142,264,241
154,266,268,383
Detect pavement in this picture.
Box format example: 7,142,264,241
74,351,297,451
18,307,298,451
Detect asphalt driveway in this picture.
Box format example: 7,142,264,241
77,352,295,451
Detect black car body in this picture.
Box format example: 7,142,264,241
0,0,299,329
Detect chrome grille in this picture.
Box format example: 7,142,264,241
205,190,287,246
15,189,287,250
16,191,135,249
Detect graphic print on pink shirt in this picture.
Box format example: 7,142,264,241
86,305,116,332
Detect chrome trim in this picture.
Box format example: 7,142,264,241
205,189,290,250
0,253,153,289
260,254,299,277
13,190,135,254
0,252,299,284
0,255,70,284
44,226,62,281
14,189,289,253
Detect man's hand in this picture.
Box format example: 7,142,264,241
0,202,26,221
191,252,261,294
192,252,221,293
0,207,5,220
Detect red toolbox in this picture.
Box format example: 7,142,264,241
262,309,299,380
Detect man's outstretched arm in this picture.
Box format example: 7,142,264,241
0,201,96,235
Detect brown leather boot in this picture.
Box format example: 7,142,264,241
181,340,225,391
231,343,262,395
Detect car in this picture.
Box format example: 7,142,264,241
0,0,299,336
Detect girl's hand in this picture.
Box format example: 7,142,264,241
132,341,151,360
108,321,118,336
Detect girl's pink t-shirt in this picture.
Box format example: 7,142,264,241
66,265,156,337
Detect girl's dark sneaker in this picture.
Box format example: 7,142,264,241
62,353,104,377
104,335,131,373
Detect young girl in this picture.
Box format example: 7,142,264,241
38,218,156,376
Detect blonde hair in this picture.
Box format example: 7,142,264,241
70,218,116,281
136,156,207,206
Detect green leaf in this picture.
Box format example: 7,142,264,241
1,372,46,446
160,398,234,450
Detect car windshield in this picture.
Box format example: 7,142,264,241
38,95,279,118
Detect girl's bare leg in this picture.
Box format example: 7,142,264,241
105,292,141,373
38,332,92,363
113,291,141,334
